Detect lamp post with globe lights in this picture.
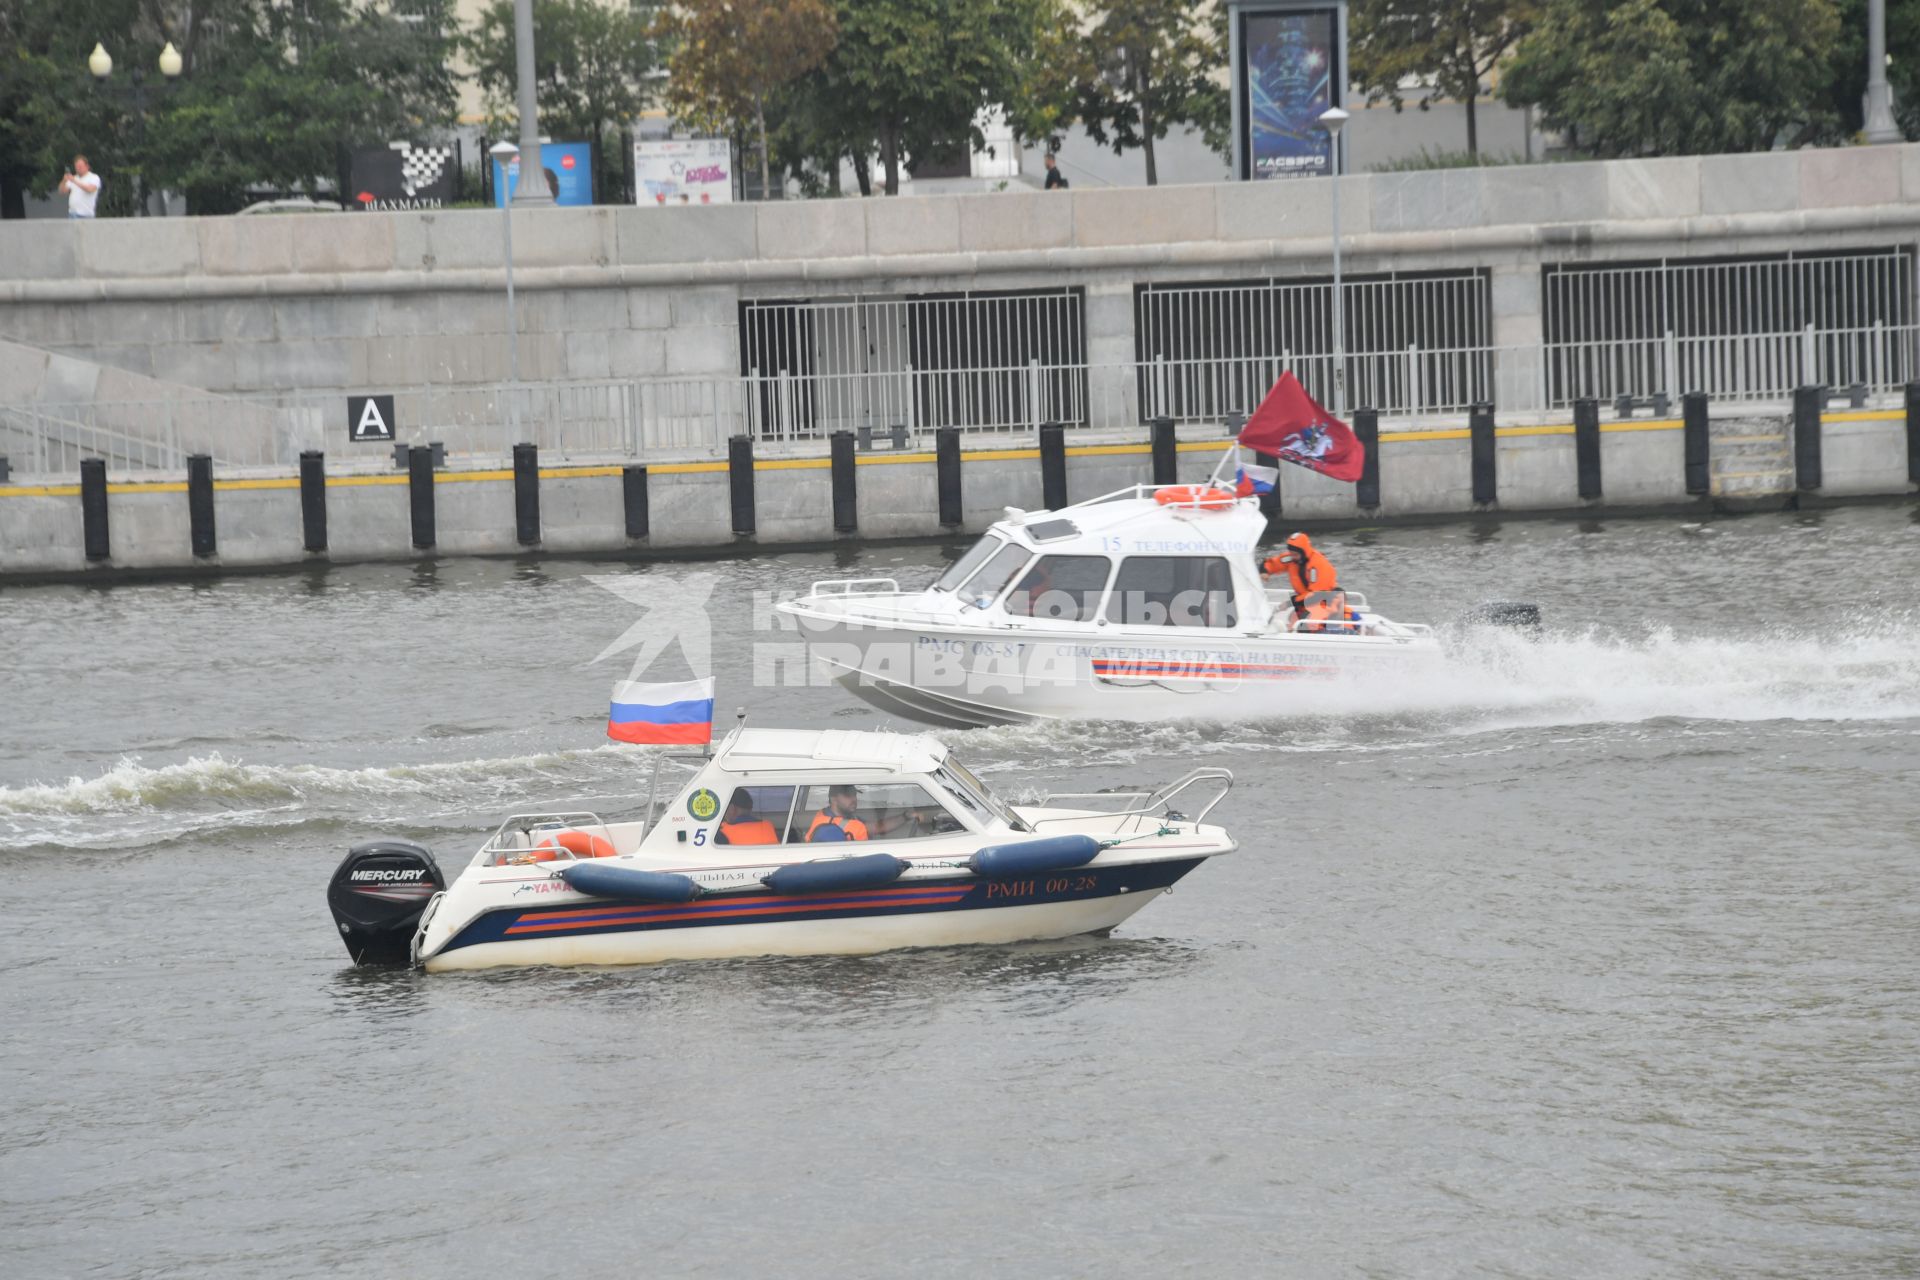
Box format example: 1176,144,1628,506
489,140,524,419
87,40,184,216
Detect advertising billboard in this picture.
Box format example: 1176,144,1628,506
493,142,593,206
632,139,733,206
348,142,458,210
1235,3,1345,181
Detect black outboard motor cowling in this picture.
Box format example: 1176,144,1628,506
327,839,445,966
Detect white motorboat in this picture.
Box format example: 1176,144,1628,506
326,726,1234,972
776,484,1443,727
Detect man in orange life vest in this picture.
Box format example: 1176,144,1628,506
805,785,930,842
716,789,778,845
806,785,870,842
1262,532,1338,618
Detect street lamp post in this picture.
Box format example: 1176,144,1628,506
510,0,553,206
88,41,183,216
489,140,523,435
1864,0,1902,144
1319,106,1351,414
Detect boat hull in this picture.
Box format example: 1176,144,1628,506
422,858,1203,972
789,610,1443,726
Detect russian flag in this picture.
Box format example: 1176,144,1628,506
608,677,715,745
1234,463,1279,497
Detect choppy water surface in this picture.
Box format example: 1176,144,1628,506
3,506,1918,1277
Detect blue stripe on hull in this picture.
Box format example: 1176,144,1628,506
439,858,1204,957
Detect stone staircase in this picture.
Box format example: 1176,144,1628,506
1708,416,1794,508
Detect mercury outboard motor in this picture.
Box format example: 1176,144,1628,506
327,839,445,966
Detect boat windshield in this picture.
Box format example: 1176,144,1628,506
935,758,1031,832
932,535,1004,592
957,543,1032,608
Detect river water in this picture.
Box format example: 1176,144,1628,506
3,505,1918,1277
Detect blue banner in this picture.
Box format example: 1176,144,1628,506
1242,8,1339,181
493,142,594,206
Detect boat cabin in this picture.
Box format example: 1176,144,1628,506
922,487,1275,633
475,728,1030,870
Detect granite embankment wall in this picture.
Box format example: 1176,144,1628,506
2,145,1920,401
2,402,1911,579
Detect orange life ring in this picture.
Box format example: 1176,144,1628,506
1155,485,1237,509
536,829,617,859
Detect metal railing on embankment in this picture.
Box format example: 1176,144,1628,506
1,324,1916,481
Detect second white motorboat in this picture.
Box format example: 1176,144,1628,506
777,484,1444,727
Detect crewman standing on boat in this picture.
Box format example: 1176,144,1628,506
716,789,779,845
1262,532,1338,615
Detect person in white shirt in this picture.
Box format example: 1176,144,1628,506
59,156,102,219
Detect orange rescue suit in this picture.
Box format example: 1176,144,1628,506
717,817,778,845
1263,542,1337,602
805,810,870,842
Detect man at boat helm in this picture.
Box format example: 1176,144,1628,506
1261,532,1338,618
805,784,928,842
716,788,778,845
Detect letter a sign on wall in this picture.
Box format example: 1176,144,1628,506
348,394,397,442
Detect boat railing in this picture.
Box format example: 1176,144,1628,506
1264,586,1371,611
1032,767,1234,833
482,810,616,865
806,577,902,597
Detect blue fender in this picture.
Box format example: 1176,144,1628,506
762,853,908,895
968,834,1102,878
558,862,703,903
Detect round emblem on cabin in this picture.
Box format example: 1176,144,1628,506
687,788,720,822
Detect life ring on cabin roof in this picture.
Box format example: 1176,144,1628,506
1154,485,1237,509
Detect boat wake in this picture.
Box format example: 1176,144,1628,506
943,615,1920,765
0,745,649,853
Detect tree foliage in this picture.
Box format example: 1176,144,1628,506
0,0,459,217
817,0,1050,195
1073,0,1224,185
1499,0,1843,156
1350,0,1537,156
658,0,837,199
466,0,659,202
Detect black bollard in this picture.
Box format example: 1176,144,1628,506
1353,407,1380,509
187,454,216,557
1682,392,1710,497
1792,385,1823,492
299,450,328,553
1572,398,1602,500
1469,402,1497,506
80,458,109,561
1906,382,1920,486
623,464,649,539
1149,416,1177,486
1039,422,1068,510
512,443,540,546
830,431,857,533
936,427,962,527
408,445,435,549
728,434,755,535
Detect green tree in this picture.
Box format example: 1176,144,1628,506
0,0,459,217
821,0,1050,195
658,0,837,200
1350,0,1537,157
467,0,660,203
1075,0,1223,185
1499,0,1843,157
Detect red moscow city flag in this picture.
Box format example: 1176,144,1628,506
1236,372,1365,483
